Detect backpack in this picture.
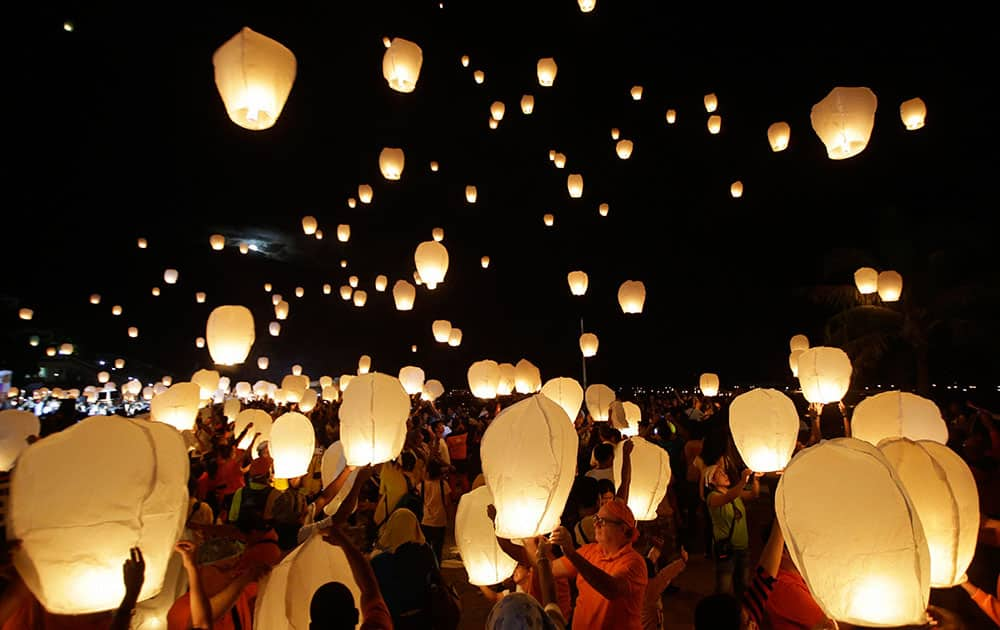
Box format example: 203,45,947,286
271,488,307,525
235,485,272,532
393,474,424,522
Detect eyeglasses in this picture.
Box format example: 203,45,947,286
594,515,626,528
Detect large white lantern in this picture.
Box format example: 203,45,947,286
613,437,670,521
151,382,201,431
810,86,878,160
382,37,423,93
422,380,445,402
514,359,541,394
379,147,405,180
497,363,516,396
729,388,799,472
353,290,368,307
206,305,255,366
299,389,318,413
455,486,518,586
414,240,449,289
877,270,903,302
281,374,309,404
536,57,557,86
703,92,718,112
579,333,599,357
448,328,463,347
775,438,929,627
854,267,879,294
0,410,40,471
481,395,578,538
788,349,804,377
879,438,978,587
270,412,315,478
393,280,416,310
617,280,646,313
9,416,187,614
163,269,178,285
796,346,852,404
540,377,583,424
192,369,221,400
465,185,477,203
567,270,589,296
585,384,615,422
432,320,452,342
615,139,633,159
398,366,425,395
301,216,317,235
468,360,501,399
212,27,296,131
339,373,410,465
699,373,720,397
567,174,583,198
851,391,948,446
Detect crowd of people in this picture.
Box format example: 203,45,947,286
0,386,998,629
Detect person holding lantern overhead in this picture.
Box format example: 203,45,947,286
704,462,760,597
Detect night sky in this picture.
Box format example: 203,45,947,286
4,2,997,394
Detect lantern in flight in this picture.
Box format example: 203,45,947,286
704,93,718,112
212,27,296,130
448,328,463,347
730,181,743,198
854,267,878,294
810,86,878,160
393,280,416,310
536,58,557,86
270,412,315,478
585,384,615,421
468,360,501,399
521,94,534,114
465,185,477,203
379,147,405,180
481,256,490,268
579,333,599,357
339,373,410,465
206,306,255,365
613,437,670,521
358,184,373,204
729,388,799,472
617,280,645,313
514,359,541,394
699,373,720,397
707,115,721,134
375,275,388,291
382,37,423,93
209,234,225,250
877,271,903,302
767,122,790,152
150,382,201,431
567,174,583,198
540,377,583,424
899,97,926,130
630,85,643,100
615,140,633,159
797,346,852,404
414,241,449,289
455,486,518,586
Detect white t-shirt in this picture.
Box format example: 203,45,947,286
586,467,615,483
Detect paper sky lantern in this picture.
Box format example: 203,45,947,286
0,410,40,471
540,377,583,424
195,337,205,348
877,270,903,302
141,386,154,401
567,271,589,296
319,376,333,389
567,174,583,198
127,326,139,338
382,37,422,93
17,308,33,320
89,293,101,305
112,358,125,369
358,184,373,204
460,54,470,67
151,287,161,297
322,283,332,295
703,92,718,112
707,115,721,134
239,242,250,254
209,234,225,250
422,379,444,402
879,438,978,587
699,373,720,397
353,290,368,307
448,328,463,347
27,336,39,347
854,267,878,294
264,282,272,292
797,346,852,404
321,385,339,403
432,227,444,242
58,343,74,355
357,355,372,375
339,285,352,300
392,280,416,310
432,320,452,343
161,268,178,285
543,213,554,226
481,256,490,268
598,202,609,216
206,305,255,365
223,398,241,422
852,391,948,446
729,388,799,472
615,139,633,159
520,94,534,114
9,416,187,614
497,363,516,396
620,402,642,437
776,438,929,626
487,117,497,129
810,86,878,160
273,294,283,306
235,381,252,399
554,153,566,168
429,160,439,172
789,350,804,377
585,384,615,421
44,347,56,357
465,185,477,203
473,70,485,84
298,388,318,413
269,321,281,337
413,271,422,285
456,486,518,586
665,108,677,124
414,241,449,290
161,376,173,386
339,372,410,465
270,412,315,478
730,181,743,198
281,374,308,404
379,147,405,180
398,366,425,396
536,57,557,86
514,359,541,394
294,286,304,298
899,97,926,130
137,237,147,249
578,0,596,11
767,121,791,151
613,437,669,521
191,369,221,400
789,334,810,352
374,274,388,292
579,333,599,357
195,291,206,303
630,85,643,100
481,395,577,538
617,280,646,313
212,27,296,130
319,441,358,516
112,305,122,316
610,128,620,140
468,360,501,399
490,101,506,121
275,300,290,320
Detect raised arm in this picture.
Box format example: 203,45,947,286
323,523,383,608
759,518,784,579
549,526,629,600
740,472,761,501
486,504,530,565
615,439,634,504
109,547,144,630
533,536,559,609
311,464,357,516
175,541,212,630
707,469,754,507
329,465,374,524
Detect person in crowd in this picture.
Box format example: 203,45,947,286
369,508,443,629
587,443,616,483
704,464,760,596
420,459,451,564
486,537,566,630
596,478,616,509
568,476,600,547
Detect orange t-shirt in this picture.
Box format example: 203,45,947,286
558,543,648,630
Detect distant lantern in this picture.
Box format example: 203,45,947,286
258,357,269,370
488,117,498,130
810,86,878,160
630,85,643,101
353,290,368,307
665,109,677,124
269,321,281,336
465,185,477,203
730,180,743,198
151,287,161,297
490,101,506,121
615,139,633,159
28,336,39,347
579,333,599,357
543,213,554,226
271,412,316,478
410,345,418,353
295,286,304,298
223,398,241,422
398,366,425,396
468,360,501,399
339,285,353,301
382,37,423,93
357,355,372,375
299,388,318,413
358,184,373,204
239,243,249,254
209,234,225,250
300,216,317,235
776,438,930,627
613,437,670,521
89,294,101,305
127,326,139,338
877,270,903,302
392,280,416,310
730,388,799,472
699,373,720,397
432,227,444,242
481,256,490,268
789,334,810,352
567,174,583,198
707,115,722,134
768,121,791,152
45,347,57,357
112,304,122,315
137,237,147,249
264,282,272,292
141,387,154,401
235,408,271,452
114,358,125,370
481,395,578,538
212,27,296,130
514,359,542,394
473,70,485,84
339,372,410,465
422,379,445,402
333,224,350,243
206,305,255,366
567,271,589,296
540,377,583,424
323,283,332,295
617,280,646,313
98,371,111,384
797,346,852,404
455,486,518,586
161,376,172,386
611,128,620,140
192,369,221,400
852,391,949,447
379,147,405,180
349,276,359,288
315,229,323,240
854,267,879,294
789,350,804,377
322,385,339,403
585,384,615,421
520,94,534,114
195,292,206,303
536,57,557,86
429,161,439,172
554,153,566,169
195,337,205,348
548,149,556,161
347,197,357,208
18,308,33,321
274,300,289,320
704,92,718,112
375,275,388,291
150,382,201,431
879,438,978,587
599,202,609,217
281,374,308,402
460,55,470,67
340,260,348,268
163,269,178,285
899,97,927,130
578,0,596,11
497,363,516,396
414,240,449,289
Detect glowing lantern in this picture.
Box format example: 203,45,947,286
521,94,534,114
877,270,903,302
195,292,206,303
665,109,677,124
599,203,609,216
429,161,439,172
195,337,205,348
379,147,405,181
611,128,620,140
448,328,463,347
339,285,352,300
617,280,646,313
89,294,101,305
114,358,125,369
619,402,641,437
0,410,40,471
339,372,410,465
323,283,332,295
206,305,255,366
282,374,308,404
112,305,122,316
514,359,541,394
465,185,477,203
348,276,358,289
699,373,720,397
322,385,339,403
209,234,225,250
137,237,147,249
358,184,373,204
353,290,368,307
269,412,315,478
615,139,633,159
613,437,669,521
730,181,743,198
775,438,929,626
58,343,73,355
396,366,424,396
192,370,221,400
413,271,422,285
358,355,372,375
536,58,557,86
392,280,416,311
460,55,470,67
707,115,721,134
382,37,422,93
630,85,643,100
316,229,325,240
456,485,518,586
554,153,566,168
45,347,56,357
150,382,201,431
768,122,791,151
854,267,878,294
294,286,304,298
275,300,290,320
789,350,804,377
348,197,357,208
298,388,318,413
481,395,578,538
264,283,272,292
579,333,599,357
488,117,499,130
127,326,139,338
163,269,178,285
414,240,449,289
269,321,281,337
851,391,948,446
161,376,172,386
19,308,33,320
729,388,799,472
411,345,417,353
141,387,154,402
810,87,878,160
567,174,583,198
578,0,596,11
497,364,516,395
481,256,490,268
468,360,501,399
490,101,506,121
234,409,271,452
879,438,978,587
212,27,296,130
540,377,583,423
28,336,39,346
899,97,926,130
374,275,388,291
340,260,348,268
223,398,241,422
585,384,615,421
151,287,161,297
235,382,252,399
239,243,250,254
473,70,485,84
797,346,852,404
543,213,554,226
